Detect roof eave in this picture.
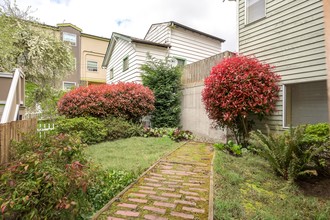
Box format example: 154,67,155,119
169,21,225,43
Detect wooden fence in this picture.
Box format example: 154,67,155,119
0,118,37,164
181,51,234,86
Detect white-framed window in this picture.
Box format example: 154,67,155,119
63,81,76,90
283,80,329,127
246,0,266,24
87,61,98,72
123,56,129,71
63,32,77,46
110,68,114,79
175,58,186,67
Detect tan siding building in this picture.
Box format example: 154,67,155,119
81,33,109,85
238,0,329,128
40,23,110,88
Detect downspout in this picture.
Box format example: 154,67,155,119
236,0,240,53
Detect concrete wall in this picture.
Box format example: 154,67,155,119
181,84,227,142
180,52,234,142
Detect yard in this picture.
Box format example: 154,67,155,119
87,136,330,219
84,136,181,174
214,150,330,219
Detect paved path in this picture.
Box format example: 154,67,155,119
96,142,214,220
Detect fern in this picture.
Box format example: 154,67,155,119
249,125,325,181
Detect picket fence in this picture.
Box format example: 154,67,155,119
37,122,55,138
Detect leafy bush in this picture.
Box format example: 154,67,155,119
202,55,281,147
302,123,330,175
214,140,243,156
249,125,327,181
55,117,107,145
0,133,90,219
57,82,155,122
167,128,194,142
0,133,136,219
303,123,329,146
103,117,142,141
141,56,182,128
87,170,135,211
143,127,193,142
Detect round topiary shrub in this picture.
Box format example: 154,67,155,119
57,82,155,121
202,55,281,147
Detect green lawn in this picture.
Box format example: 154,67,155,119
84,136,181,174
214,150,330,220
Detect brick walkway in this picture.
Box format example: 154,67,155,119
95,142,214,220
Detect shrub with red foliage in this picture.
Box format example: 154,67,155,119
58,82,155,121
202,55,281,146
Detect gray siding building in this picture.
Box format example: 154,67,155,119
238,0,329,129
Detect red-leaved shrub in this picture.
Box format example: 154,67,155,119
202,55,281,146
58,82,155,121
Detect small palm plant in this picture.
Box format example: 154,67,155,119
249,125,326,181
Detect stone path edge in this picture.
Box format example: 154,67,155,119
91,141,189,220
208,146,216,220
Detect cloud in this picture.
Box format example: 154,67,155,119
15,0,237,51
50,0,70,5
115,19,131,27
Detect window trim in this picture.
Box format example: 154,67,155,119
63,81,76,90
110,68,114,79
245,0,266,25
283,80,329,128
282,84,289,128
175,57,186,67
123,56,129,71
87,60,98,72
62,32,77,46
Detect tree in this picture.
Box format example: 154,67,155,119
141,56,183,128
0,0,74,116
202,55,281,147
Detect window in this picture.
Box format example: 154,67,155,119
62,32,77,46
87,61,98,72
123,56,129,71
63,81,76,90
246,0,265,24
110,68,114,79
283,81,329,127
176,58,186,67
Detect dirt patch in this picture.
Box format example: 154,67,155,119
297,176,330,199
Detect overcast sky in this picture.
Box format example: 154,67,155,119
13,0,237,51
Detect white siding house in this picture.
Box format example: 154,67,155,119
103,33,170,84
238,0,329,128
103,21,225,84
